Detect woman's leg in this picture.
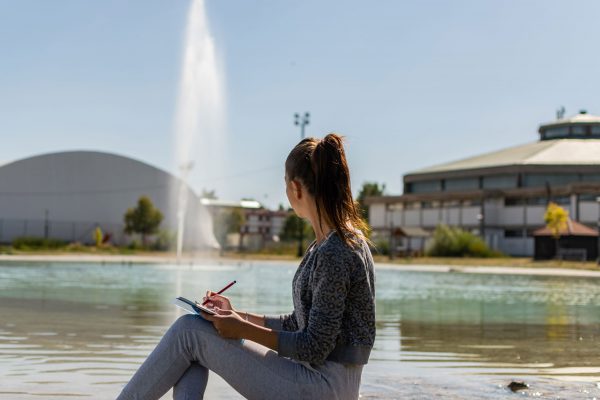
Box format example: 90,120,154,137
173,363,208,400
117,314,339,400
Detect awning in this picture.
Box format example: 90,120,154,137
393,227,431,238
533,219,598,237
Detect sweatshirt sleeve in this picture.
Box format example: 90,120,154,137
277,247,349,364
264,312,298,331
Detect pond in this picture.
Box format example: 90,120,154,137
1,260,599,399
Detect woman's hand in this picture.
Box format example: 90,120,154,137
202,291,235,311
201,308,245,339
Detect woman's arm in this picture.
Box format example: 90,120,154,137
204,292,268,327
238,311,266,327
201,309,278,351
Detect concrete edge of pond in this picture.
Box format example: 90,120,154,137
376,263,600,278
1,254,600,278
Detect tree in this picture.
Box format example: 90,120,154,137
357,182,386,222
124,196,164,247
213,208,245,249
544,202,569,258
200,188,217,199
93,226,103,247
281,213,315,256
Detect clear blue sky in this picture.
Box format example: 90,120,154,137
2,0,600,209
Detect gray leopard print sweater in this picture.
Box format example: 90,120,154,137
265,230,376,365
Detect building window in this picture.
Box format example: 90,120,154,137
542,126,569,139
571,125,586,136
483,175,518,189
461,199,481,207
505,197,526,206
443,200,460,208
523,173,579,188
504,229,525,238
409,180,442,193
553,196,570,206
581,174,600,183
527,197,547,205
445,177,479,191
579,193,600,202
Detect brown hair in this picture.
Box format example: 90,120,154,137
285,133,369,247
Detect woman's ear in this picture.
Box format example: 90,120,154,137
293,180,303,200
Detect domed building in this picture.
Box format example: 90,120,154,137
0,151,218,249
367,111,600,257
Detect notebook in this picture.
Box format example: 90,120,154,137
174,296,217,316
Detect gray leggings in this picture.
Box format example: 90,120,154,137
117,314,363,400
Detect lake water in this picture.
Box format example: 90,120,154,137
1,260,599,399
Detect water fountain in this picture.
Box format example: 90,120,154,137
173,0,226,258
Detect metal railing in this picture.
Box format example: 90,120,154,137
0,218,127,246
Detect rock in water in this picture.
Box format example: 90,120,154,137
507,381,529,392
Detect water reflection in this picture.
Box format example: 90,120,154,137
0,262,599,399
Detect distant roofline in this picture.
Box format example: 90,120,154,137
539,110,600,131
404,162,600,182
364,182,600,205
405,138,600,180
199,198,263,209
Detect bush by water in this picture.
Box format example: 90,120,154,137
427,225,503,258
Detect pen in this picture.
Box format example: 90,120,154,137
201,280,237,305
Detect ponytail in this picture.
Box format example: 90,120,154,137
285,133,369,247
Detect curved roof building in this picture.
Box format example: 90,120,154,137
368,111,600,257
0,151,218,248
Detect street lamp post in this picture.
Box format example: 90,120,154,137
294,112,310,139
294,112,310,257
477,212,485,241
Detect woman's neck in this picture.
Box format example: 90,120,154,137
306,209,334,244
315,225,334,244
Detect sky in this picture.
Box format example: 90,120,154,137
2,0,600,209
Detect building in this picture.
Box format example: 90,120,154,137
242,208,290,249
200,198,291,251
367,111,600,257
0,150,218,248
533,219,598,261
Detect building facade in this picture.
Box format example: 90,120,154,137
367,111,600,256
200,198,290,251
0,151,218,249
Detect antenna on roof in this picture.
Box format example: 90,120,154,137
556,106,565,120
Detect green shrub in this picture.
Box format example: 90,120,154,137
426,225,503,258
373,240,390,256
151,229,176,251
127,239,142,250
12,236,67,250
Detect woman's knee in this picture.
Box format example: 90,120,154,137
171,314,214,335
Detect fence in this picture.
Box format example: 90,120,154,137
0,218,127,246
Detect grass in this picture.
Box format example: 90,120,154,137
1,243,598,271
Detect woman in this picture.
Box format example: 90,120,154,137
117,133,376,400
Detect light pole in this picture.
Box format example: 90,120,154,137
294,112,310,139
294,112,310,257
477,212,485,241
176,161,194,260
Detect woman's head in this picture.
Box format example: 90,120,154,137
285,133,368,247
